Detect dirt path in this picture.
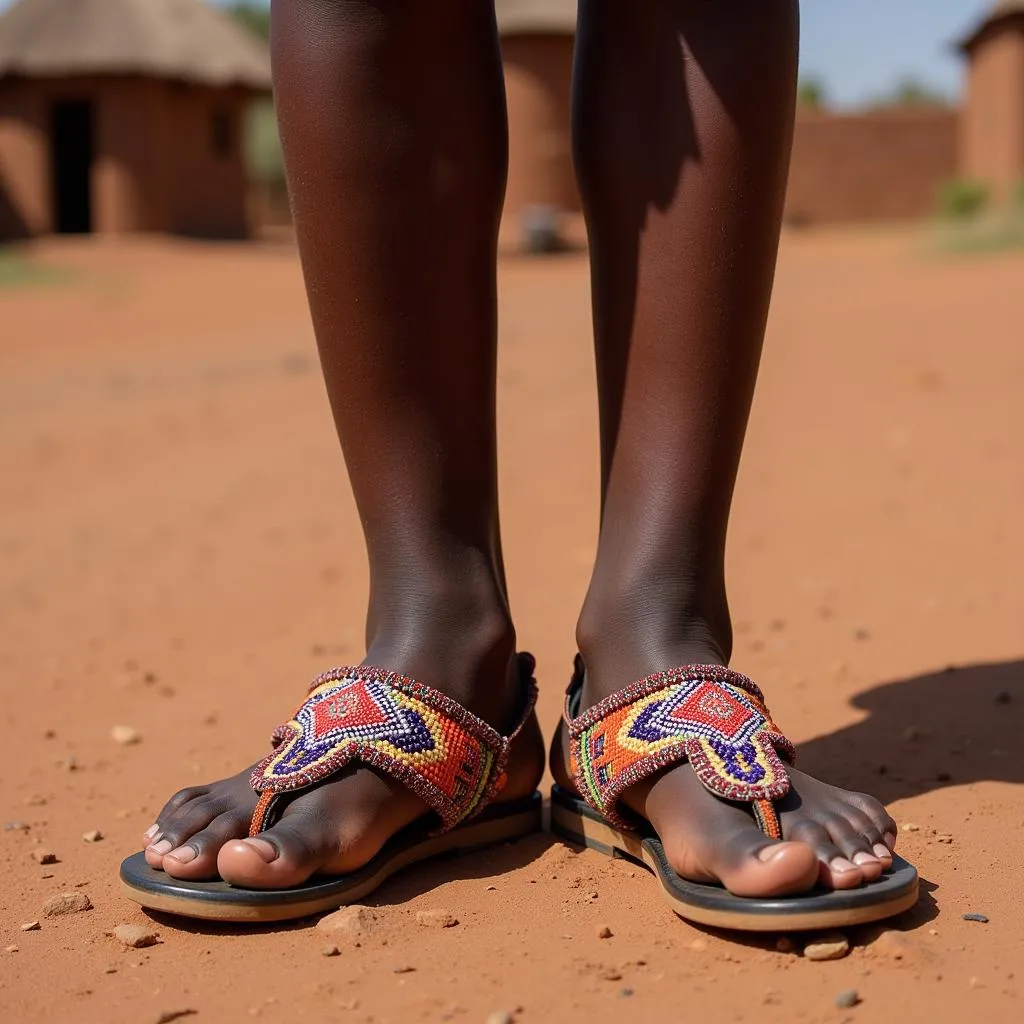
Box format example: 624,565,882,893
1,230,1022,1022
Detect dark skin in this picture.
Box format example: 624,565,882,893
144,0,898,895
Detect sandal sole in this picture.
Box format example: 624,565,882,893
550,785,920,932
120,792,542,923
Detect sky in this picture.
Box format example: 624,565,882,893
0,0,992,109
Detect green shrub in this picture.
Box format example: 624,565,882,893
936,179,989,220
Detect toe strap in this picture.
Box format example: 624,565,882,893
565,660,795,834
249,656,538,836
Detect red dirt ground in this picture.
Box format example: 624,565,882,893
1,229,1022,1023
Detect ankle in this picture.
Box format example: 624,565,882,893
575,575,733,699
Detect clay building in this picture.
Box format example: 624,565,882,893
497,0,579,220
959,0,1024,201
0,0,271,241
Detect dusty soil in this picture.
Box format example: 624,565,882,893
1,229,1022,1023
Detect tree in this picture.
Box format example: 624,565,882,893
875,77,950,108
225,2,270,41
797,77,828,110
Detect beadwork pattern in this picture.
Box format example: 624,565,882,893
566,664,795,832
250,664,536,836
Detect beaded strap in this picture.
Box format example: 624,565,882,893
249,655,538,836
565,658,795,837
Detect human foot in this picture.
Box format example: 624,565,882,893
144,630,544,890
553,631,897,900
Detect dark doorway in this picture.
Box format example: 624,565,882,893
50,100,94,234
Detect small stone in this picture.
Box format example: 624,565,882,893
935,834,954,844
929,929,939,936
58,755,78,771
111,725,141,746
803,933,850,961
589,891,599,900
6,945,18,953
20,921,40,932
315,905,378,939
962,913,989,924
597,925,613,939
901,822,920,832
485,1013,513,1024
155,1011,196,1024
835,990,860,1009
392,965,415,974
104,966,117,974
113,923,158,948
485,885,497,891
3,821,28,831
40,872,53,879
619,988,634,998
42,891,92,917
775,937,795,953
321,945,340,957
31,849,58,864
82,829,104,843
415,909,458,928
601,968,623,981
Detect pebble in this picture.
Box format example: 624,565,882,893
111,725,141,746
620,988,634,998
415,909,458,928
58,755,78,771
962,913,989,923
321,945,340,957
803,933,850,961
6,945,18,953
935,834,954,844
597,925,613,939
315,904,378,939
485,1013,513,1024
42,891,92,917
31,849,58,864
690,938,707,952
901,822,920,833
155,1011,196,1024
82,829,104,843
113,923,159,948
20,921,40,932
392,965,416,974
601,968,623,981
3,821,29,831
835,990,861,1008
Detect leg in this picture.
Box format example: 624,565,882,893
554,0,897,896
144,0,542,887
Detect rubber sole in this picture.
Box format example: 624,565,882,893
550,786,920,932
120,793,542,923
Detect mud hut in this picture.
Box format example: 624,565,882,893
497,0,578,220
958,0,1024,201
0,0,271,241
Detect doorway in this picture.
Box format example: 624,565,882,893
50,100,94,234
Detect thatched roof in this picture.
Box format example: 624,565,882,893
959,0,1024,52
0,0,271,89
496,0,577,36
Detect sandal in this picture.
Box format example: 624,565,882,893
551,657,919,932
120,654,542,922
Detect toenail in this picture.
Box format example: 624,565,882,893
143,824,159,840
830,857,858,873
853,852,879,866
756,845,787,863
148,840,172,855
873,843,892,859
243,838,279,863
167,845,197,864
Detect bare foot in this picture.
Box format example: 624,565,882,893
553,632,897,898
144,634,544,889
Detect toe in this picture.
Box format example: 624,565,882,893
786,819,866,889
706,828,821,898
161,812,251,880
819,812,884,882
145,797,222,871
217,810,333,889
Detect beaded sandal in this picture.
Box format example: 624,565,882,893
551,657,919,932
120,654,542,922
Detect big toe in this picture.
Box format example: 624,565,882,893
218,817,329,889
665,822,820,898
